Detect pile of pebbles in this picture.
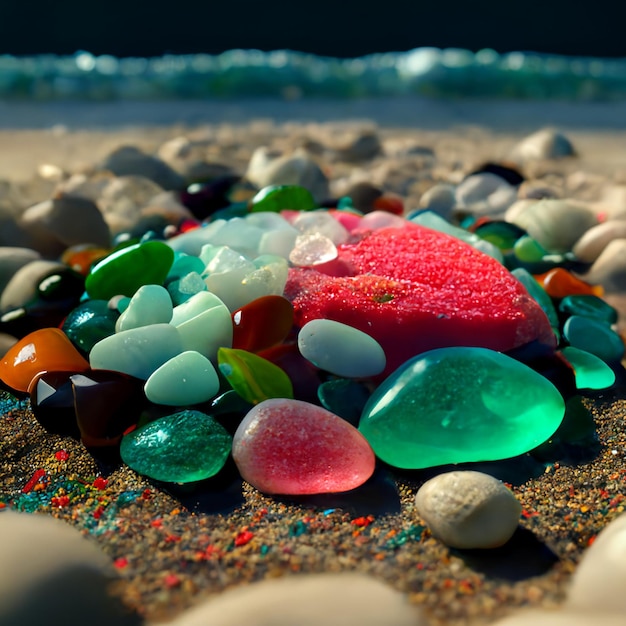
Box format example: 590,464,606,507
2,123,626,625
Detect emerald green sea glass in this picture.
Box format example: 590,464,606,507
563,315,625,363
217,347,294,405
513,235,548,263
559,294,618,326
120,410,231,483
512,268,560,342
62,300,119,353
358,346,565,469
249,185,317,213
85,240,174,300
561,346,616,390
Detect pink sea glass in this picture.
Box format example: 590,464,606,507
232,398,376,495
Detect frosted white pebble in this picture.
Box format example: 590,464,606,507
415,471,521,549
298,318,386,378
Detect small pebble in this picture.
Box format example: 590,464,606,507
415,470,522,549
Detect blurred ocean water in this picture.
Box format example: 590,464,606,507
1,48,626,101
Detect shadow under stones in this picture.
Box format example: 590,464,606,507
154,457,246,515
278,466,402,517
452,526,559,582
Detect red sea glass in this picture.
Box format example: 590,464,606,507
0,328,90,392
231,295,294,353
285,223,555,376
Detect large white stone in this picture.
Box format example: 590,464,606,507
566,512,626,613
490,609,624,625
165,573,426,626
0,511,138,626
415,470,521,549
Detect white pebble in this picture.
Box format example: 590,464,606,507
166,573,426,626
415,470,521,549
298,318,386,378
0,511,135,626
565,511,626,613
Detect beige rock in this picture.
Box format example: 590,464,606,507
566,512,626,613
246,147,329,202
165,573,426,626
415,471,521,549
506,199,598,253
490,609,624,625
510,129,576,162
583,239,626,293
572,220,626,263
419,183,456,220
0,259,66,311
0,247,41,294
0,511,139,626
19,195,110,256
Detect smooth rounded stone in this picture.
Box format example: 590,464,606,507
232,295,294,353
358,210,407,231
29,370,81,437
202,217,265,257
584,239,626,293
415,471,521,549
0,247,41,294
572,220,626,263
334,130,383,162
144,350,220,406
341,181,383,213
506,199,597,253
473,220,527,252
538,267,602,299
116,284,173,332
170,291,233,360
560,346,616,390
218,347,294,405
489,610,625,626
359,347,565,469
166,219,228,256
298,319,386,378
565,512,626,613
455,173,517,216
558,294,618,325
100,145,185,190
563,315,625,363
98,174,164,235
246,147,330,202
166,573,425,626
233,398,375,494
419,183,456,220
85,240,175,300
0,511,138,626
0,259,66,312
510,128,576,161
0,327,90,393
62,300,119,353
90,323,183,380
18,195,110,256
120,409,231,483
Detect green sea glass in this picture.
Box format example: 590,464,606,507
62,300,119,353
359,346,565,469
249,185,317,213
120,410,231,483
85,240,174,300
559,294,618,326
560,346,616,390
217,347,294,405
563,315,625,363
512,268,560,342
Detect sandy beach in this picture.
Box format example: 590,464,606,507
2,97,626,625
